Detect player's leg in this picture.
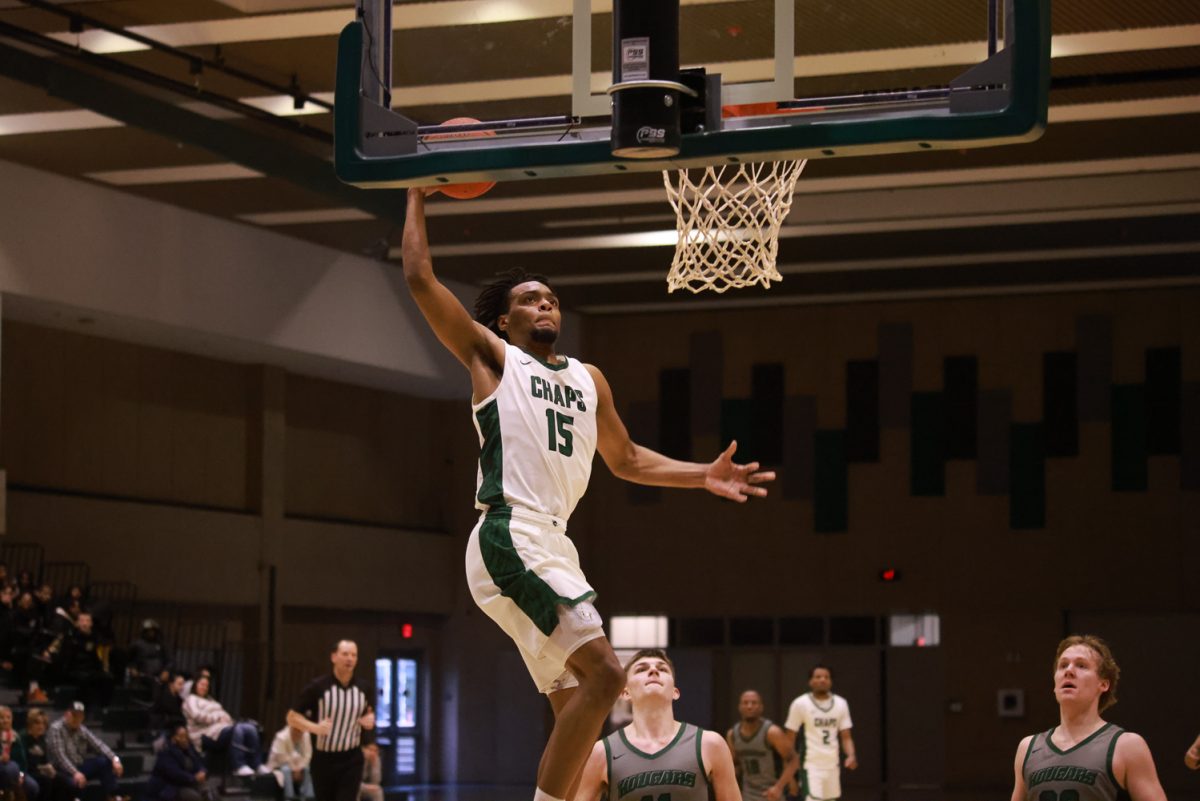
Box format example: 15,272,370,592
534,636,624,800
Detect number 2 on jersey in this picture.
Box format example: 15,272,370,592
822,730,831,745
545,409,574,456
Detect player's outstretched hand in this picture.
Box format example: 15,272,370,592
704,440,775,502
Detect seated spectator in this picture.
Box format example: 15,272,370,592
16,572,36,596
19,708,55,788
50,600,80,638
56,586,86,616
181,666,212,701
267,724,313,801
183,676,267,777
147,724,212,801
60,612,115,709
9,593,51,703
128,619,172,689
359,743,382,801
32,585,54,630
0,705,40,800
46,702,125,801
154,673,188,731
0,585,15,664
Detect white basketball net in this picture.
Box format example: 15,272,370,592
663,159,807,293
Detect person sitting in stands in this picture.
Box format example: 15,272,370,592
11,592,51,703
46,702,125,801
154,673,188,731
60,612,115,708
267,724,314,801
0,704,40,800
358,743,383,801
147,724,212,801
19,709,55,789
183,675,267,777
128,620,172,690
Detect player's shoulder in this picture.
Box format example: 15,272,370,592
1112,729,1147,754
701,727,731,756
1014,733,1038,761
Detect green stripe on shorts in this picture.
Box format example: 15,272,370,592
479,507,570,637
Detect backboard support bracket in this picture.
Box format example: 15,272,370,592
334,0,1051,190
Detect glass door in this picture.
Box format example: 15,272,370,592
374,654,421,783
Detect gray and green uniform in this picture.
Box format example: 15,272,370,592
730,719,781,801
605,723,710,801
1022,723,1130,801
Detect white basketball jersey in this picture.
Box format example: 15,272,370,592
784,693,853,771
472,343,598,520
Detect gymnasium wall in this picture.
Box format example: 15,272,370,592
3,282,1198,795
573,286,1199,796
0,318,471,609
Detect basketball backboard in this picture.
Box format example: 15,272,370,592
334,0,1050,190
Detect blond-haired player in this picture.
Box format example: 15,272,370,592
1010,635,1167,801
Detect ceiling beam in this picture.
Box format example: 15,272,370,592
0,39,402,224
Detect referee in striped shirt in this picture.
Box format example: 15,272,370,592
288,640,376,801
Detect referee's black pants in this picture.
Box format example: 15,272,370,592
311,748,365,801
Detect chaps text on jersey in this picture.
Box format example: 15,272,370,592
530,376,587,411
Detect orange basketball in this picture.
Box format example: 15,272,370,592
424,117,497,200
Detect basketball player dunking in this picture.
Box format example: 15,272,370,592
575,649,741,801
402,188,774,801
1010,635,1167,801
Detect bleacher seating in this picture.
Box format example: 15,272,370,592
0,549,301,801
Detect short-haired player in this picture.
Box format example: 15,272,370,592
1010,635,1167,801
783,665,857,801
574,649,740,801
402,189,774,801
727,689,799,801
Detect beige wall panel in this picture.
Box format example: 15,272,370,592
134,345,181,501
2,323,67,485
940,609,1061,792
276,517,456,614
1,321,252,509
284,374,457,530
7,489,260,603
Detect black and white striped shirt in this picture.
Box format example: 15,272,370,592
292,673,374,753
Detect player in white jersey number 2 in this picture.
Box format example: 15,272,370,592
402,188,775,801
784,666,857,801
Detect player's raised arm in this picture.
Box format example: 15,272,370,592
402,188,503,378
586,364,774,501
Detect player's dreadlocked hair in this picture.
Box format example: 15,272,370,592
473,268,554,340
